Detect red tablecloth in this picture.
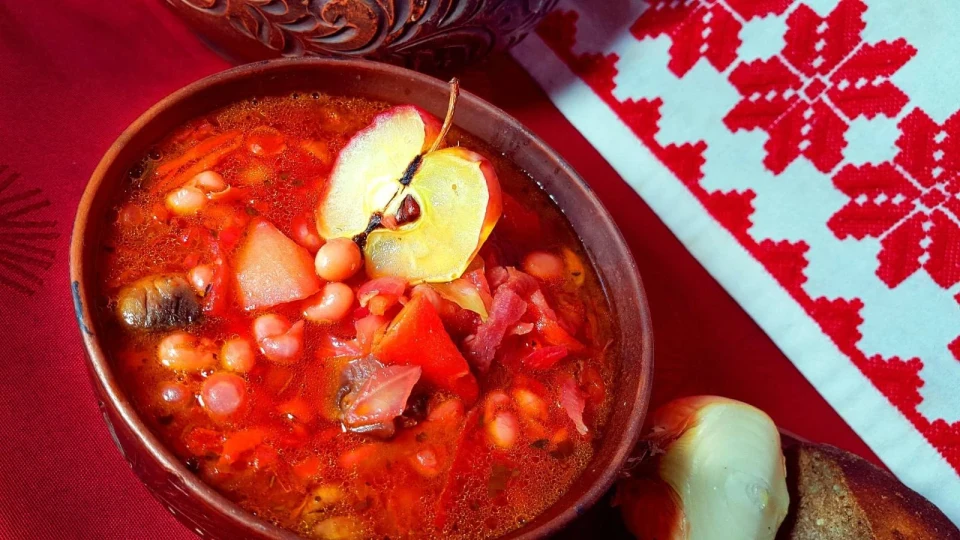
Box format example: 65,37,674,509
0,1,874,537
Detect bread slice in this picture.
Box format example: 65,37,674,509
777,441,959,539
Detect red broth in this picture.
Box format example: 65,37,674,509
96,93,617,539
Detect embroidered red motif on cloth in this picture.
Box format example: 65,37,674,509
513,0,960,523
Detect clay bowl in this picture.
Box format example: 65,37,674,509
166,0,560,73
70,58,653,539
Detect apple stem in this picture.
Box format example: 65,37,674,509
429,78,460,154
353,78,462,249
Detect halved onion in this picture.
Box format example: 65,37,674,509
616,396,789,540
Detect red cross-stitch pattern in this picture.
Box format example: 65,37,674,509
724,0,914,173
631,1,741,77
725,0,793,20
829,109,960,290
536,0,960,477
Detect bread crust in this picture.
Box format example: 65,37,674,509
777,442,959,539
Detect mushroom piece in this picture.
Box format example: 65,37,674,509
116,274,201,330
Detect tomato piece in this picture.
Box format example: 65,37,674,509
374,295,479,406
367,295,399,317
358,277,407,303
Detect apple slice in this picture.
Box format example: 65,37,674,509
316,106,439,240
365,147,500,282
235,219,321,310
315,86,501,284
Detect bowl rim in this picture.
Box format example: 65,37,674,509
69,56,654,539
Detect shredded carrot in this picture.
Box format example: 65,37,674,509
154,130,241,177
170,120,216,144
151,137,242,194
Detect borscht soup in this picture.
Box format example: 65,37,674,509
95,88,618,539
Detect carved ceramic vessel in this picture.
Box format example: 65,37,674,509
166,0,560,72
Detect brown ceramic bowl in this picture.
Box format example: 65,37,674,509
166,0,560,73
70,58,653,539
